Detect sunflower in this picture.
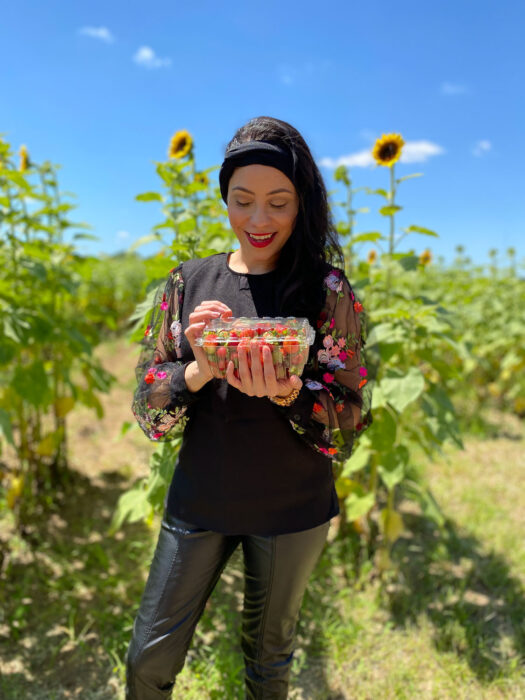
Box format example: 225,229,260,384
372,133,405,167
19,144,29,172
168,130,193,159
419,249,432,266
194,172,209,186
367,249,377,264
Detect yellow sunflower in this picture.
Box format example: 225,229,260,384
419,249,432,266
168,130,193,159
367,249,377,264
372,133,405,167
194,172,209,186
19,144,29,172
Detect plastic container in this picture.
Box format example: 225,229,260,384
195,316,315,379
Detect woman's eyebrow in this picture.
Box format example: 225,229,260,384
231,186,293,195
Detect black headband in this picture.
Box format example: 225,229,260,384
218,140,297,204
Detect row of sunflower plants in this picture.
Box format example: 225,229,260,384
417,245,525,426
108,130,237,534
329,133,468,572
0,136,115,537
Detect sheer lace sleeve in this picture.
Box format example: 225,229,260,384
131,263,200,441
274,266,373,461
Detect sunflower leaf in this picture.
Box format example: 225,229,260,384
403,225,439,237
136,192,163,202
396,173,423,184
379,205,403,216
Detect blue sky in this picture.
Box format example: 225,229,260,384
2,0,524,267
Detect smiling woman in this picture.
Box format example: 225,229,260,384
227,164,299,269
126,115,373,700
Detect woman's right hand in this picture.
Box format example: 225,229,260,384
184,300,233,385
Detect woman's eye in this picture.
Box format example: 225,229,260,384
235,201,287,209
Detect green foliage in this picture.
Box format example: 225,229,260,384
111,136,237,531
115,134,525,578
0,136,116,532
329,159,463,568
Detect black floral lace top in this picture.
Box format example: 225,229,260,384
130,252,373,535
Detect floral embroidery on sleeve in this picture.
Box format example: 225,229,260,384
284,266,373,461
131,264,197,442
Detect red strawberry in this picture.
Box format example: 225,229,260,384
217,346,228,371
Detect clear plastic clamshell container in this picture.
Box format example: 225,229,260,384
195,316,315,379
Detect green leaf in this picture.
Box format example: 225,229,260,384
377,445,409,489
379,205,402,216
107,479,151,535
128,233,162,252
365,188,389,199
396,173,423,184
404,224,438,237
378,507,404,541
351,232,384,244
342,440,371,475
120,421,134,436
136,192,163,202
397,254,420,271
367,408,397,452
380,367,425,413
0,408,15,446
11,361,51,407
366,322,408,346
73,233,100,241
177,217,197,234
345,491,375,520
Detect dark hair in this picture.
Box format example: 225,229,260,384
224,116,345,329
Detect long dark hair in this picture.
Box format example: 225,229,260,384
224,116,345,329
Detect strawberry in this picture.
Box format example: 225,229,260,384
217,346,228,371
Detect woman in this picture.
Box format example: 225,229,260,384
126,116,373,699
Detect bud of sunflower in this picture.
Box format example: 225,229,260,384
372,133,405,167
194,172,209,186
19,144,29,172
333,165,350,186
367,249,377,264
168,130,193,159
419,249,432,266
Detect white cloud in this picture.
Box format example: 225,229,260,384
318,139,445,170
78,26,115,43
277,59,333,86
472,140,491,157
278,64,296,85
358,129,377,143
440,82,468,95
133,46,171,69
117,230,130,239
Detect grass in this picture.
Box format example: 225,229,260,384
0,337,524,699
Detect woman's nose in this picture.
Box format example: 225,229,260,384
249,206,272,228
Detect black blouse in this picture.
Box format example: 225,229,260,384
131,252,373,535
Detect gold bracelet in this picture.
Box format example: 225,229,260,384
269,387,300,406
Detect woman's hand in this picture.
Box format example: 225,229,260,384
225,341,303,398
184,300,233,385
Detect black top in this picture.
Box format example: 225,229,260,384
164,253,339,535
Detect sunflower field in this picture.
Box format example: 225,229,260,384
1,130,524,562
0,128,524,698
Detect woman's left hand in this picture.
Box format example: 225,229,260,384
225,341,303,398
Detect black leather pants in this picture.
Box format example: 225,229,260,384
125,510,330,699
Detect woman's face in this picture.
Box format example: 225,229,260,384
227,164,299,267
